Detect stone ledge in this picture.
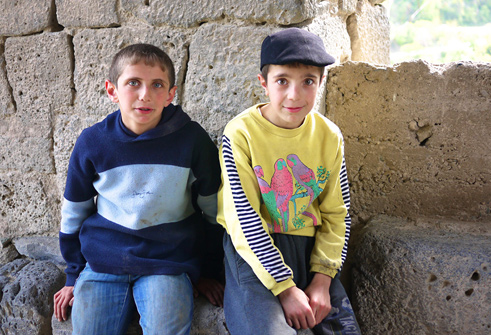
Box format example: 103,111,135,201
350,215,490,335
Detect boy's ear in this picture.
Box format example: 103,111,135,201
165,86,177,106
105,80,119,103
257,74,269,96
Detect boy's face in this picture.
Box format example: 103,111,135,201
105,61,176,135
258,64,324,129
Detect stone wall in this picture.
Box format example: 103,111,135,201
0,0,390,238
326,60,491,223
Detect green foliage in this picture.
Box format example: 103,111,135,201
385,0,491,63
389,0,491,26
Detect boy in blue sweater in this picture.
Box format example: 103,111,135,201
53,44,223,335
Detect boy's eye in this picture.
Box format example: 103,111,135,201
305,78,315,85
128,80,139,87
153,82,163,88
276,79,287,85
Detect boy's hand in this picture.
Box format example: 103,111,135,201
54,286,74,322
278,286,316,329
304,273,332,325
194,277,224,307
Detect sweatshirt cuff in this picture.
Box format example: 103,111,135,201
271,278,296,296
310,264,338,278
65,273,78,287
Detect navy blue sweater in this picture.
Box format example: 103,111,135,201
59,104,222,286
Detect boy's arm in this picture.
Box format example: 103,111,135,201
310,134,350,278
59,132,97,286
217,133,295,296
190,127,224,282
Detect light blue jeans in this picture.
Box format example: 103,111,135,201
71,264,193,335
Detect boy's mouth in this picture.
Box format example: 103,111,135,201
284,106,303,113
136,107,153,113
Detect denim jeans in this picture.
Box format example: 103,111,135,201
223,233,361,335
71,264,193,335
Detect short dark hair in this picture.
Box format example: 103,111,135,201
108,43,176,89
261,63,325,83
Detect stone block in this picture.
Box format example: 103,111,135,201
4,32,73,111
53,110,102,193
0,106,54,173
183,24,271,140
0,55,15,117
350,216,491,335
347,0,390,64
0,259,65,335
0,135,54,173
336,0,358,17
325,61,491,222
308,11,352,64
0,244,20,266
13,236,65,267
0,0,54,36
0,172,61,237
72,27,188,119
121,0,317,28
55,0,119,28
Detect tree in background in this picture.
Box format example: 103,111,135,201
385,0,491,63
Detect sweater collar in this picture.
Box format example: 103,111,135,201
250,103,312,138
102,104,191,141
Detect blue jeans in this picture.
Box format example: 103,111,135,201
71,264,193,335
223,233,361,335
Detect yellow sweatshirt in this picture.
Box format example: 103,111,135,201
217,104,351,296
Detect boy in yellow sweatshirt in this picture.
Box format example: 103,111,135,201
217,28,361,335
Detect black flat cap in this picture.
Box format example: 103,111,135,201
260,28,335,70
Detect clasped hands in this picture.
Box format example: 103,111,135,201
278,273,332,330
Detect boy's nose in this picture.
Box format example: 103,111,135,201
139,86,151,101
287,85,301,100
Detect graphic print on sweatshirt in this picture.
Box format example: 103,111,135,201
254,154,330,233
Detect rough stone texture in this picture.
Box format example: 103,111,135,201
0,259,65,335
0,106,54,174
350,216,491,335
190,296,229,335
4,32,74,111
336,0,358,17
309,10,352,64
0,54,15,118
53,110,101,193
0,172,61,237
13,236,64,266
72,27,188,119
325,60,491,222
183,23,273,141
0,0,54,36
121,0,318,28
0,134,54,173
1,32,75,175
0,244,19,266
55,0,119,28
347,0,390,65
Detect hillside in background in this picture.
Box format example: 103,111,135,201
383,0,491,64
